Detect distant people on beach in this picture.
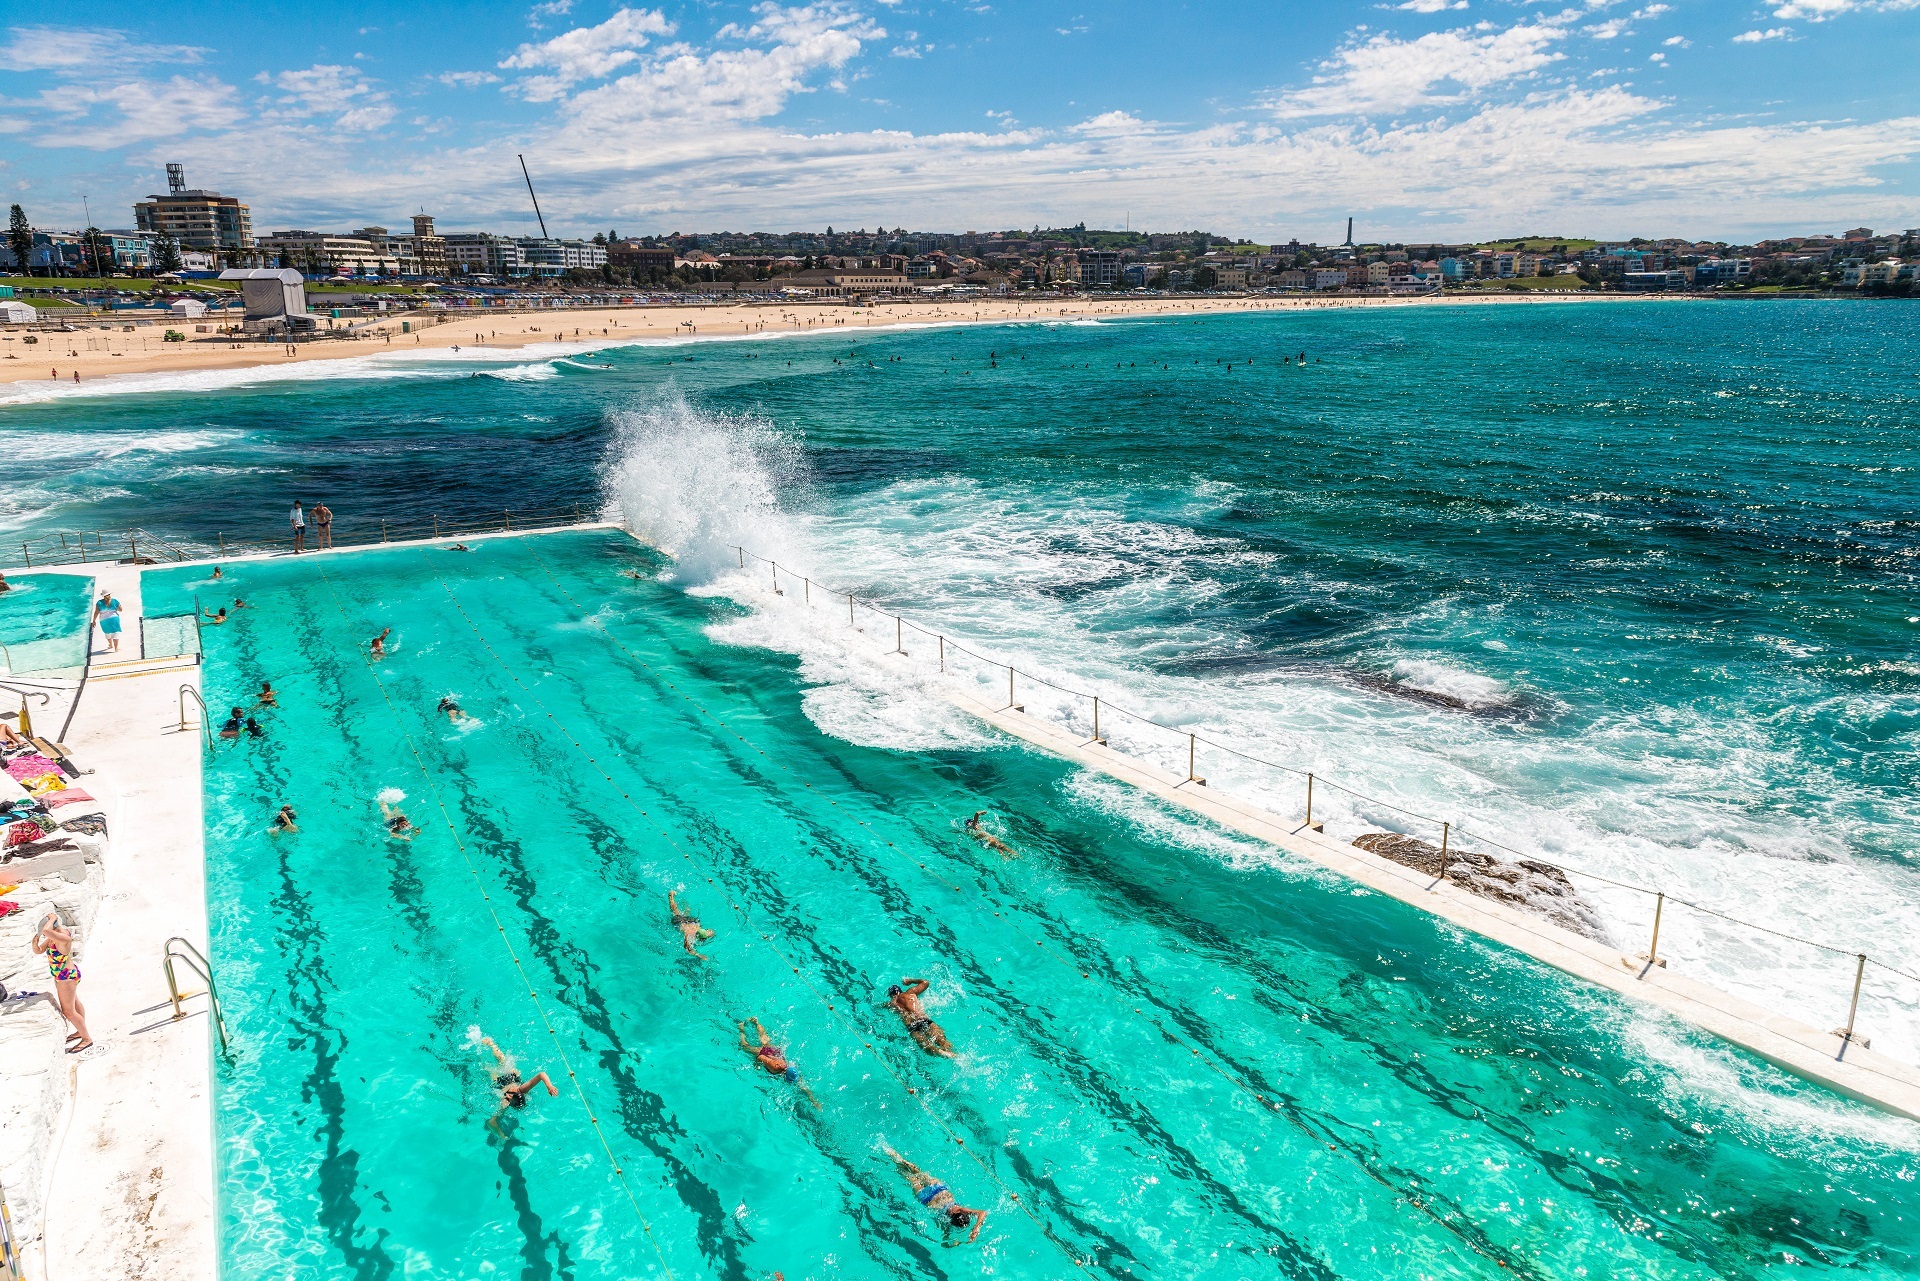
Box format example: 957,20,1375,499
94,591,122,654
290,500,306,553
312,502,333,549
886,979,956,1058
668,891,716,959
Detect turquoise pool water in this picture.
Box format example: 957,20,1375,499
0,571,95,676
146,532,1920,1280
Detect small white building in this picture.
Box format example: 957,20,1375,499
0,300,37,323
218,267,308,331
169,297,209,319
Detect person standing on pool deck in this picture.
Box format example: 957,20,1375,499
881,1145,986,1243
33,913,91,1053
94,591,122,654
886,979,956,1058
668,891,716,959
289,500,306,553
738,1019,822,1108
311,501,333,549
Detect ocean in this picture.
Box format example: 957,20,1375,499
6,298,1919,1062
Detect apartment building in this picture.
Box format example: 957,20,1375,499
132,163,253,260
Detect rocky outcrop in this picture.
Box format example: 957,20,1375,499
1352,831,1609,943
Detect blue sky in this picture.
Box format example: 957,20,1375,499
2,0,1917,242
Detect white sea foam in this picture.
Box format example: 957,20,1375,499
377,787,406,806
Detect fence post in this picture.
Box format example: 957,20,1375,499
1438,822,1450,881
1092,696,1104,744
848,593,854,625
503,509,513,531
939,635,945,673
217,532,225,555
771,562,781,594
1305,773,1314,827
1006,666,1022,711
1838,953,1867,1048
893,617,905,654
804,576,811,605
1187,734,1205,785
130,535,139,562
573,501,582,524
739,546,746,569
381,519,388,543
21,544,28,568
1642,892,1666,968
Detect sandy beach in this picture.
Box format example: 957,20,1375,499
0,290,1634,389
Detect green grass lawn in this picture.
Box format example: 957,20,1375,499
305,283,432,295
2,276,237,292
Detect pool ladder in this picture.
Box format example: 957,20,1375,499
163,936,230,1057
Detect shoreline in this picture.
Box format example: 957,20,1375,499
0,291,1671,394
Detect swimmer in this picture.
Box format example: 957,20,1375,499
449,543,470,552
738,1019,822,1109
271,804,297,832
369,627,391,657
380,798,415,841
218,706,245,740
477,1033,557,1136
204,606,228,624
965,811,1013,856
233,597,251,609
243,716,265,739
618,569,645,580
882,1145,986,1244
256,681,277,707
885,979,956,1058
211,566,223,580
668,891,716,959
437,696,466,722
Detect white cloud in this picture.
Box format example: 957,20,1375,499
0,25,207,73
1396,0,1470,11
1733,26,1792,40
1269,21,1565,117
268,64,393,130
1648,51,1666,60
437,70,501,88
1771,0,1918,19
889,44,921,57
34,75,242,148
501,7,675,100
1663,35,1689,45
561,3,880,125
529,0,575,25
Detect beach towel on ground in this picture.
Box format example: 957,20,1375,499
4,756,59,781
58,814,107,837
42,789,95,810
23,775,66,797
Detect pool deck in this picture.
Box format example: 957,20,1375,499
13,562,214,1281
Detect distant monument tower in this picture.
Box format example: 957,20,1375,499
1345,217,1354,246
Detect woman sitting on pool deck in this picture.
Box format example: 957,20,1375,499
882,1144,986,1244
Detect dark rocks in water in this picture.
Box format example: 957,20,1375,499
1351,832,1610,943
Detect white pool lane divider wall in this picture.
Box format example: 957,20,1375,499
19,561,216,1281
710,552,1920,1125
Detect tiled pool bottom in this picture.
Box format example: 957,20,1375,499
145,533,1920,1281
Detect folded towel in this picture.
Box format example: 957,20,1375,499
23,775,66,797
4,756,58,781
0,838,78,863
43,789,96,810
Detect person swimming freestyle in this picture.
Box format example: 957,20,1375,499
885,978,956,1058
668,891,716,959
882,1144,986,1244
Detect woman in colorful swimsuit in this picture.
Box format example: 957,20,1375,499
882,1144,987,1244
33,913,91,1052
738,1018,821,1108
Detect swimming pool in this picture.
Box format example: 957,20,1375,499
0,571,95,677
145,532,1920,1280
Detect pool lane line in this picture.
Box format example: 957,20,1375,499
518,546,1539,1278
309,562,682,1281
431,574,1109,1278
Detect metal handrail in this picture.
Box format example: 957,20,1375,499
162,936,230,1057
0,1176,20,1281
178,684,211,752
